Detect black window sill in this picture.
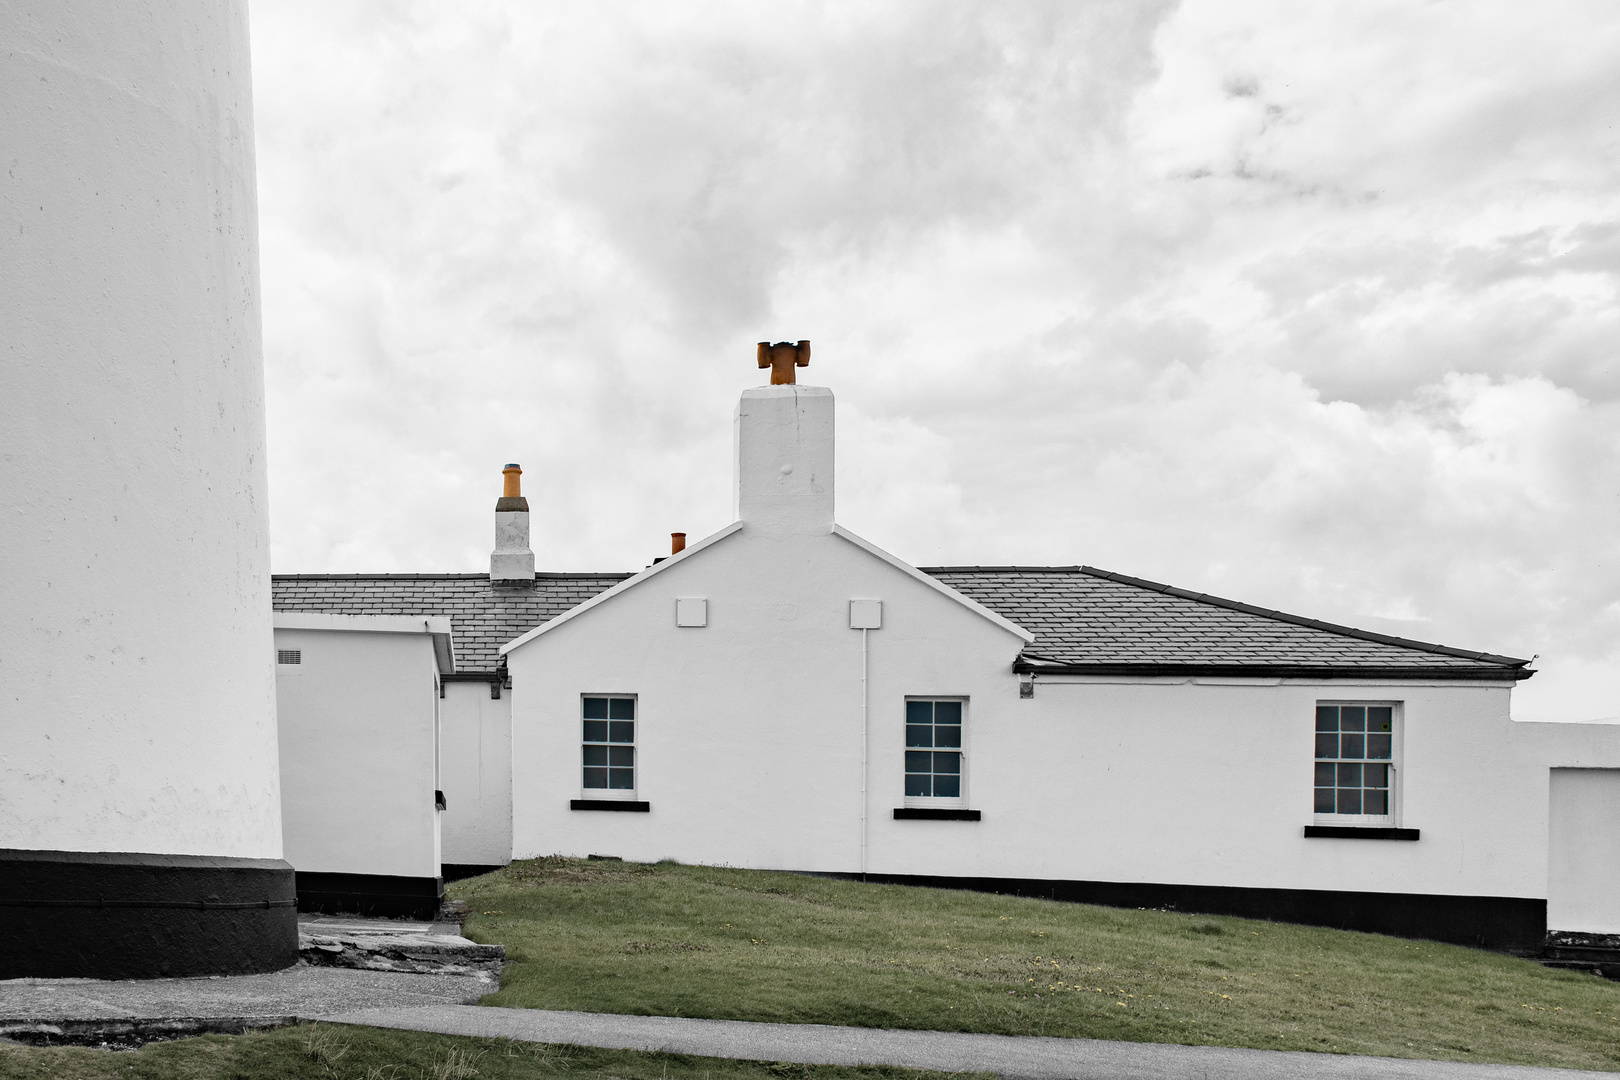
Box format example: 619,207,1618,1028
1303,825,1418,840
893,808,980,821
571,800,649,812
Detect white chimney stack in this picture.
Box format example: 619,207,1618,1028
735,343,834,536
491,463,535,585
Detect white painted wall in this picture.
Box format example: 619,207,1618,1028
0,2,282,859
274,617,450,879
957,679,1620,899
1548,768,1620,933
439,682,514,868
508,523,1028,871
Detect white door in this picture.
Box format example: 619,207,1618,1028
1548,768,1620,934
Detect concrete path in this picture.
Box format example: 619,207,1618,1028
1,913,498,1046
319,1005,1620,1080
0,913,497,1037
0,967,493,1024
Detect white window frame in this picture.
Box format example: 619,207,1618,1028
1312,700,1402,826
580,693,638,800
902,697,968,809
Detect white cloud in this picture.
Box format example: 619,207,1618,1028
251,0,1620,721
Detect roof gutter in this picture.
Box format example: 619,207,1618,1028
1012,659,1534,681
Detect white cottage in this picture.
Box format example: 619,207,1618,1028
273,353,1620,963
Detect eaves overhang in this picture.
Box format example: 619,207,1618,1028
1013,657,1535,682
272,612,456,674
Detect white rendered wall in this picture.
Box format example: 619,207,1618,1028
508,525,1025,871
1548,768,1620,933
439,682,514,868
944,679,1620,900
275,628,442,880
0,2,282,858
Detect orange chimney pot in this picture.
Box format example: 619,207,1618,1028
671,532,687,555
502,463,522,498
756,340,810,385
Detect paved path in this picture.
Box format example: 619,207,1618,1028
0,914,496,1031
318,1005,1620,1080
0,967,493,1026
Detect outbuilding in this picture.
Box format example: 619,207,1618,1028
273,613,455,918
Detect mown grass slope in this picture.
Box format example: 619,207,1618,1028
453,857,1620,1071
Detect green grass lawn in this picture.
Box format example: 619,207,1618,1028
0,1024,977,1080
452,857,1620,1072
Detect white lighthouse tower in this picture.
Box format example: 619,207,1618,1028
0,3,296,976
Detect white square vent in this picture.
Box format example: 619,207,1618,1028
675,597,708,627
849,599,882,629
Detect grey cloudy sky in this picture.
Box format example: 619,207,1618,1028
249,1,1620,722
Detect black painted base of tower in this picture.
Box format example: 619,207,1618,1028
0,849,298,979
824,872,1546,953
295,872,444,920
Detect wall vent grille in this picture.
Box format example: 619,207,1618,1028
277,649,302,665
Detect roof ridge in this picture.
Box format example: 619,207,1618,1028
271,572,634,581
1071,566,1529,668
920,565,1085,573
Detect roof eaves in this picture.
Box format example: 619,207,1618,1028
499,521,744,655
920,565,1087,574
272,612,456,674
270,571,634,582
1014,658,1535,682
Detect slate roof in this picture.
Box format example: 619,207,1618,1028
272,565,1531,681
923,566,1531,680
271,573,630,674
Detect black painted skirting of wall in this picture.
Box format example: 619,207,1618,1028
824,871,1546,953
441,863,507,883
0,848,298,980
295,872,444,920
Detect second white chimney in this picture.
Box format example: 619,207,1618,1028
491,463,535,585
